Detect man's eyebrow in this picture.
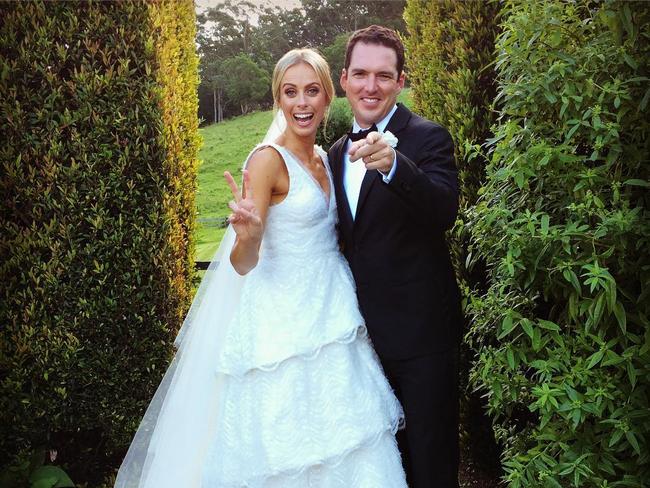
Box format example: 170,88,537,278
349,68,395,77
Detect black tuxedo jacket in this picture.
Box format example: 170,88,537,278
329,103,461,359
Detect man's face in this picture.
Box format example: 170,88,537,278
340,42,405,128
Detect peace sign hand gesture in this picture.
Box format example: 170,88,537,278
225,169,263,243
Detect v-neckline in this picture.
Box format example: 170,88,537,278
283,146,332,205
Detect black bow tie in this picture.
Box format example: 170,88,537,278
348,124,378,142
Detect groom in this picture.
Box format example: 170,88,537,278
328,25,461,487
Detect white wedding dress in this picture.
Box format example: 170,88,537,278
115,143,407,488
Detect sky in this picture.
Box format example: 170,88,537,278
194,0,301,14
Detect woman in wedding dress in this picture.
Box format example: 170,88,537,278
115,48,407,488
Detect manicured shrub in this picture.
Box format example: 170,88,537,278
403,0,502,471
404,0,500,211
316,96,353,150
467,1,649,485
0,0,200,483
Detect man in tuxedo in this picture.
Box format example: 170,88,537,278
328,25,461,487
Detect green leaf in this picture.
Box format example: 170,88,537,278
566,122,581,140
521,319,534,339
625,431,641,456
572,408,581,428
29,466,74,488
541,214,549,236
602,350,624,366
609,429,623,447
544,476,563,488
622,4,635,37
614,302,627,334
498,314,516,339
627,362,637,388
622,53,638,70
587,349,604,369
565,385,579,401
532,327,542,351
539,320,560,331
623,179,650,188
640,87,650,111
544,91,557,103
514,172,525,189
507,348,516,370
32,478,58,488
593,293,605,327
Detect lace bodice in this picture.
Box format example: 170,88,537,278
214,144,365,377
261,145,338,261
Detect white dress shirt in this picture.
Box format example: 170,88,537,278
343,105,398,219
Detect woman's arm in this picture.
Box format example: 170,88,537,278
225,148,283,275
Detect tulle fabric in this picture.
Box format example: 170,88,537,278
114,225,243,487
114,113,287,487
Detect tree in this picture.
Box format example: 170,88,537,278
199,54,226,123
321,32,349,96
195,0,408,124
300,0,406,47
221,54,269,115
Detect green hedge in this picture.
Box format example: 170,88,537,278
316,96,353,150
467,0,649,485
403,0,502,471
404,0,500,210
0,0,200,483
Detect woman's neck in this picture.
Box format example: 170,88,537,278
277,131,316,162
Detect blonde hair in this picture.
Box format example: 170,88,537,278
271,48,335,122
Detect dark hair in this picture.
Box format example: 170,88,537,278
344,25,405,77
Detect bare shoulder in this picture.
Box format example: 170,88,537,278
246,146,285,173
244,146,288,192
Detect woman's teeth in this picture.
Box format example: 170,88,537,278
294,113,314,125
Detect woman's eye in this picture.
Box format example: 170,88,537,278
307,88,319,95
285,89,296,96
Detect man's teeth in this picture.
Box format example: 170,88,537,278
362,98,379,103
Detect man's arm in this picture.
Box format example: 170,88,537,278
386,125,458,232
350,124,458,232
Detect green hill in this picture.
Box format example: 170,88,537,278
195,110,273,260
195,90,412,261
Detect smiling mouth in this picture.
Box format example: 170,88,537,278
294,113,314,125
361,97,380,105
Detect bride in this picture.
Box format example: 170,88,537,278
115,48,407,487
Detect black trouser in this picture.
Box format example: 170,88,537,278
381,349,460,488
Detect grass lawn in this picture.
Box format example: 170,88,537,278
195,110,273,260
194,90,412,261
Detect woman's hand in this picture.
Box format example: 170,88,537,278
225,169,263,243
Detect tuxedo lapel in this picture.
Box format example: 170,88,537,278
331,138,354,233
353,169,378,225
384,103,411,140
353,104,412,226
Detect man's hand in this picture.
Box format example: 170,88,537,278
348,131,395,173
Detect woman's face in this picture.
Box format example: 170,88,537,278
278,62,328,137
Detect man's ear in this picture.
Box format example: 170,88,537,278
397,71,406,89
340,68,348,92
